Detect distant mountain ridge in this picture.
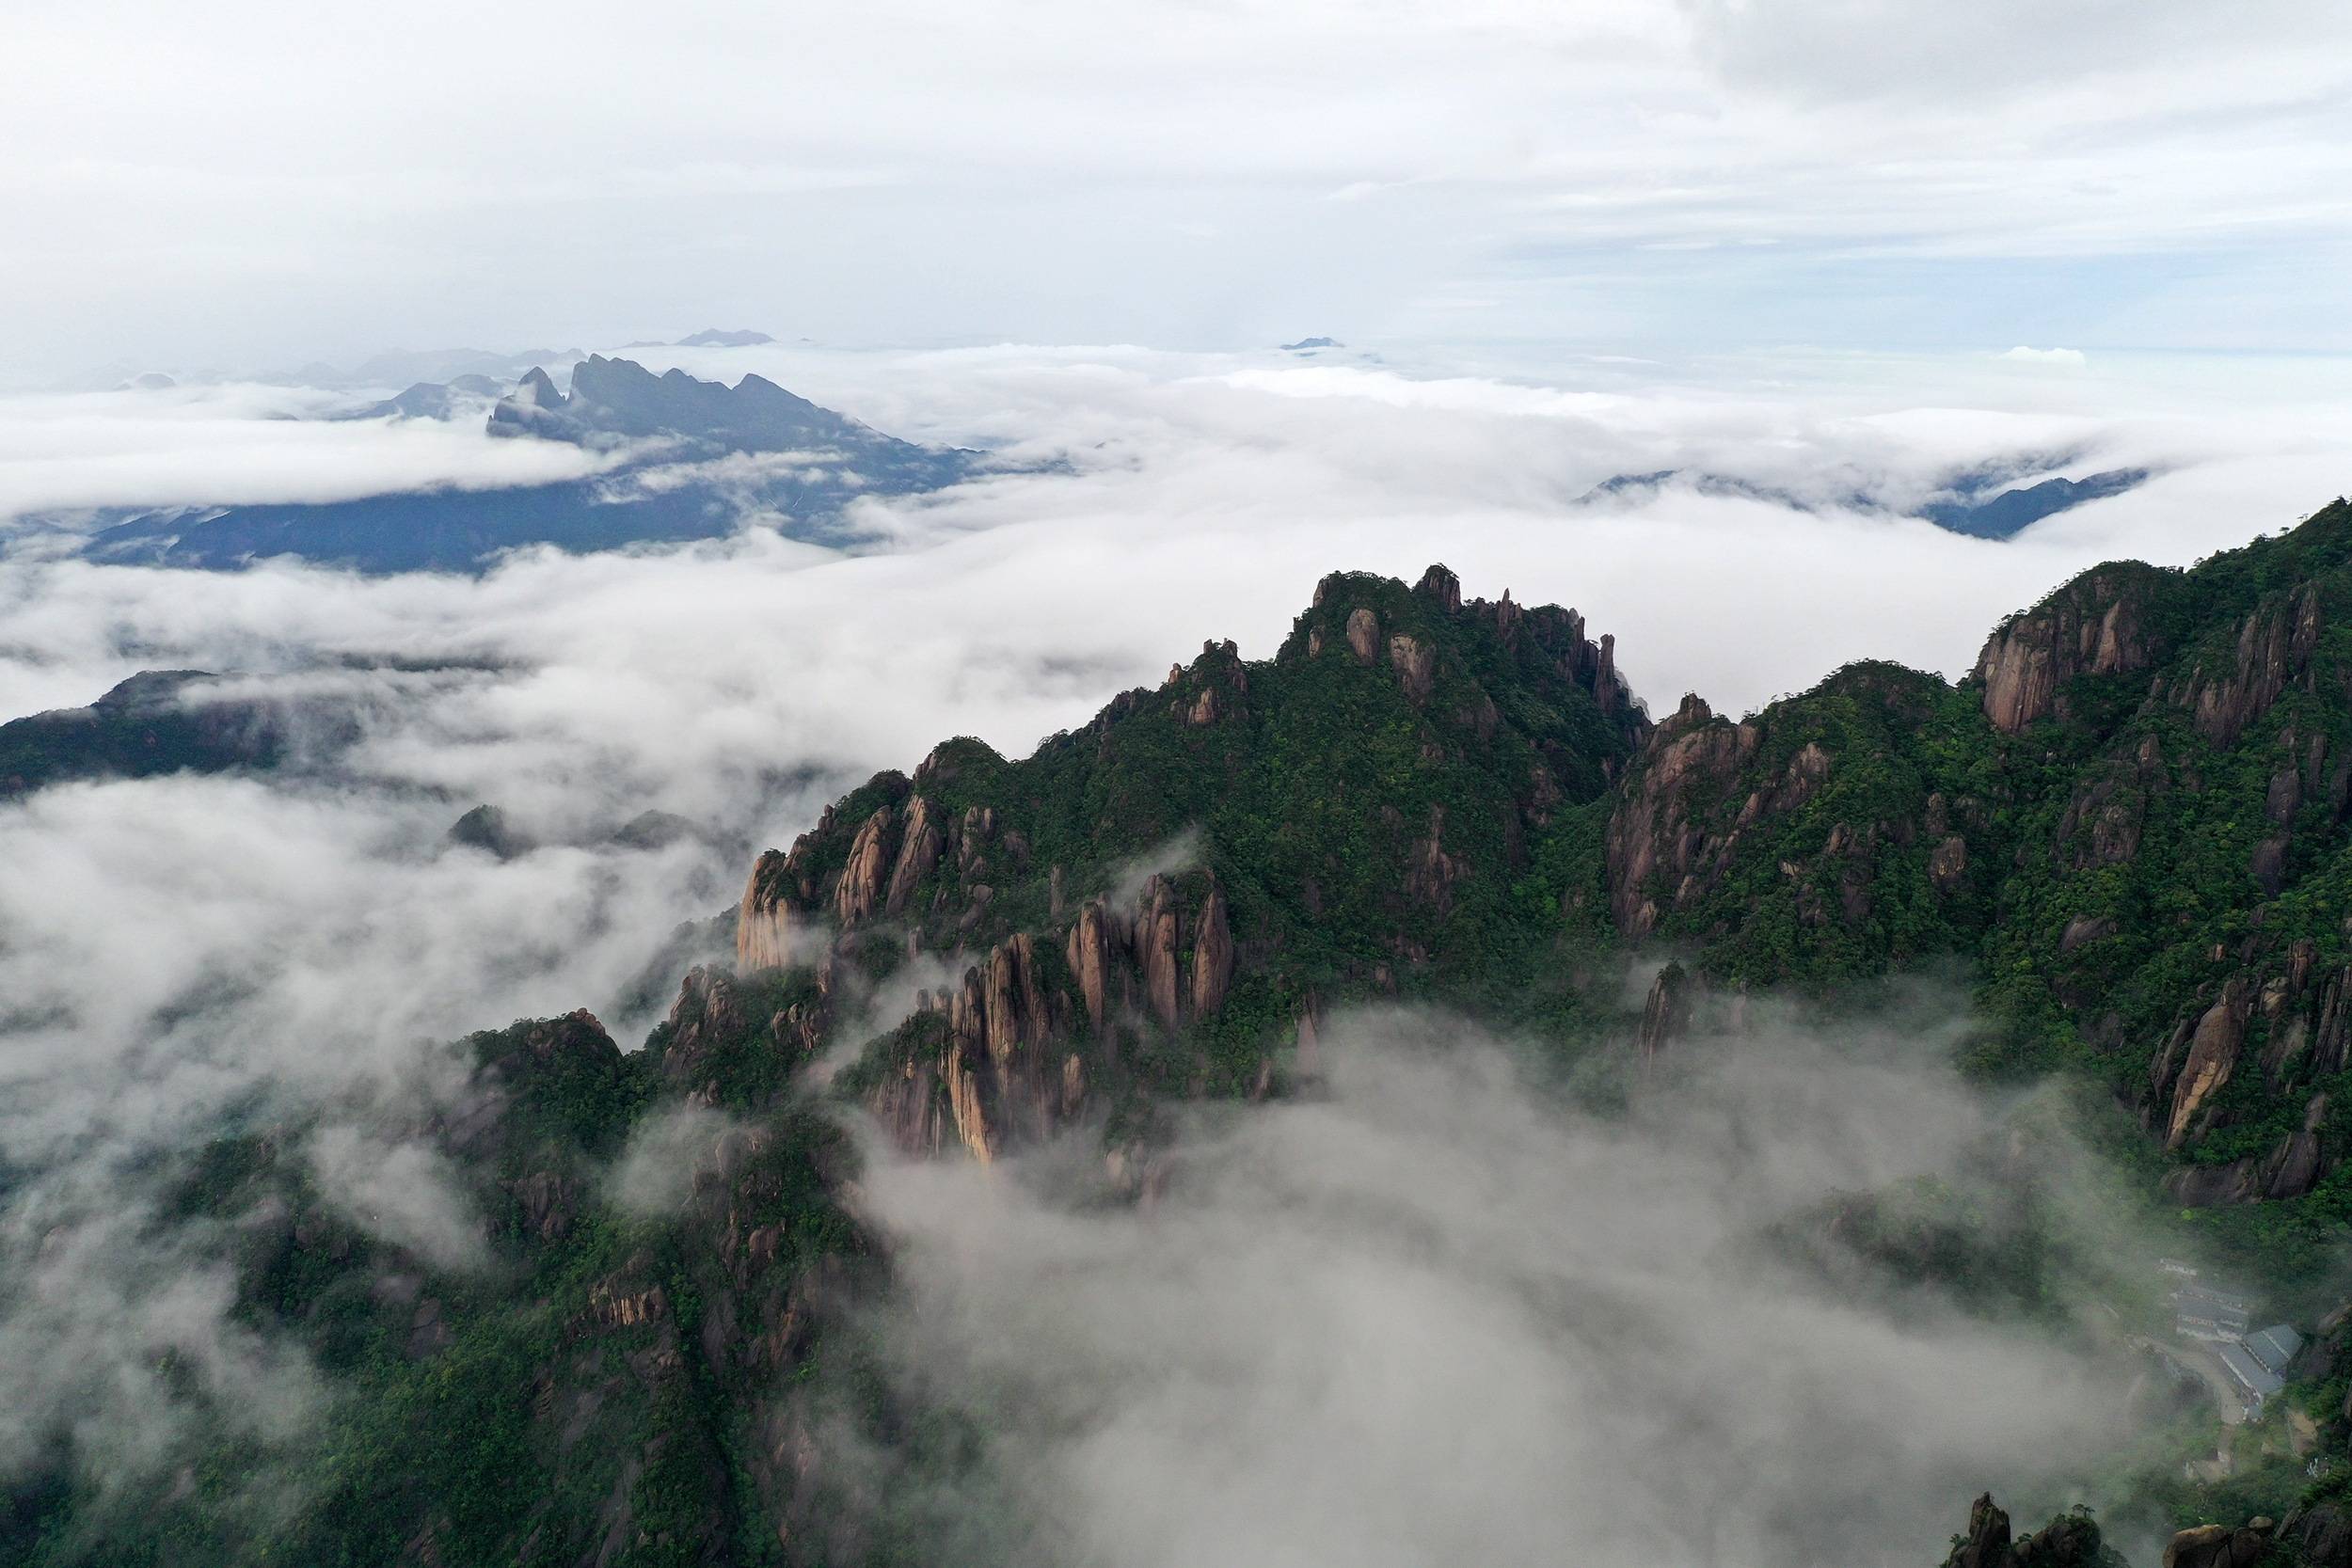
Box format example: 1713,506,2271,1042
486,355,929,465
80,356,977,574
331,373,504,422
1583,461,2151,539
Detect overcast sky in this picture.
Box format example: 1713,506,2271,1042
6,0,2351,379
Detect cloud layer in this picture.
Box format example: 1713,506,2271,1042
0,338,2338,1503
854,1013,2127,1567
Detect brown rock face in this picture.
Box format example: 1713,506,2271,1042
834,807,897,925
2178,583,2323,747
507,1170,578,1243
883,795,943,915
1138,874,1184,1030
1387,633,1435,703
1973,564,2158,733
2250,835,2290,895
2167,981,2250,1149
2280,1503,2352,1568
2052,760,2155,870
658,967,746,1104
942,1048,996,1164
2161,1519,2273,1568
2318,967,2352,1077
1929,833,1969,893
1066,900,1121,1035
1603,695,1765,937
867,1059,952,1158
983,934,1052,1064
1416,562,1462,611
1344,607,1380,662
2173,1090,2331,1205
737,852,795,973
866,867,1245,1163
1190,881,1233,1017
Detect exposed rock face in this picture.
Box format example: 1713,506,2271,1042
1416,562,1463,611
867,871,1243,1162
2161,1518,2273,1568
1067,900,1121,1035
2058,914,2116,954
834,807,897,924
1112,875,1168,1028
2165,1091,2330,1204
2164,981,2250,1148
737,857,796,972
1637,962,1692,1065
1972,564,2161,733
2177,584,2323,747
1387,633,1435,703
658,968,749,1104
1190,881,1233,1017
1929,833,1969,893
2280,1503,2352,1568
1345,607,1380,662
2052,759,2156,870
1604,694,1764,936
884,794,943,914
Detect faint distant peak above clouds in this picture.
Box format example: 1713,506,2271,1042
1999,346,2089,367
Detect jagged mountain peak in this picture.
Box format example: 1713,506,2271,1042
487,353,899,459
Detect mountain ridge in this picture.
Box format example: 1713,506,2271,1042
82,356,975,574
13,499,2352,1564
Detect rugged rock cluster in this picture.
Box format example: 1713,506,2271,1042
724,560,1649,1162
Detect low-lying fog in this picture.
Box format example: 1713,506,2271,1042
852,1014,2125,1568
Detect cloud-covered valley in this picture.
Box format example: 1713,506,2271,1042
853,1014,2135,1567
0,340,2344,1544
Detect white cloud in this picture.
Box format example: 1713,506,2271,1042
0,382,608,524
307,1126,491,1273
851,1013,2133,1566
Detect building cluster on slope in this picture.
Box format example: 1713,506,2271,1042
2164,1259,2304,1416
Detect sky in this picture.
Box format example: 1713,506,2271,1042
6,0,2352,380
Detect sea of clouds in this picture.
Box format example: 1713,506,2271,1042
0,338,2345,1544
